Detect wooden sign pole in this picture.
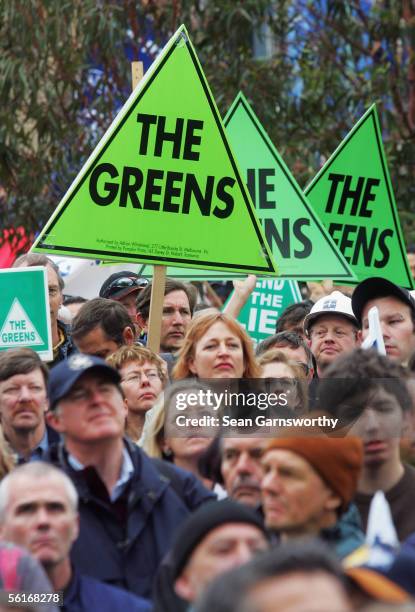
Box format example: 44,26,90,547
131,61,166,353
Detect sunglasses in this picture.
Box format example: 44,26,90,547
106,276,149,295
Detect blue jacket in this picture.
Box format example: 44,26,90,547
47,439,214,599
63,568,152,612
320,503,364,559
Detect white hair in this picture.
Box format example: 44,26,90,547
0,462,78,521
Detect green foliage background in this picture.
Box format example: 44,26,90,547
1,1,414,247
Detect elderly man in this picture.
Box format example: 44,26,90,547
303,290,360,377
261,433,364,559
352,276,415,366
0,462,151,611
0,348,60,462
45,353,214,598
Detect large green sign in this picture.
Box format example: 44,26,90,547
0,267,52,360
32,26,277,276
235,278,302,345
304,105,413,288
137,263,242,280
223,93,354,280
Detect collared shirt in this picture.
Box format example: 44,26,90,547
16,429,49,464
67,445,134,502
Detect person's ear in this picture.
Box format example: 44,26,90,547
188,358,197,375
46,409,65,433
402,410,413,439
122,326,135,345
136,313,148,333
324,490,342,512
357,329,363,344
174,573,194,602
71,513,80,544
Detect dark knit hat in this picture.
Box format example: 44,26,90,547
171,500,268,580
266,435,363,512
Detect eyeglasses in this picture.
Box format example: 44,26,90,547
106,276,149,297
121,370,160,384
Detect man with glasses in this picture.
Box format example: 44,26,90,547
99,271,148,332
45,354,214,599
303,291,360,377
107,345,167,442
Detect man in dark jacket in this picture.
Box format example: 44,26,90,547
0,462,151,611
46,353,214,599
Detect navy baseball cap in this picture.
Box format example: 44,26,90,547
352,277,415,326
48,354,121,410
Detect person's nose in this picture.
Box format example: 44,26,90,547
17,385,32,402
235,452,254,476
171,309,184,325
261,470,282,496
364,408,381,435
234,542,255,566
139,373,150,387
34,507,51,530
380,321,391,341
217,342,230,356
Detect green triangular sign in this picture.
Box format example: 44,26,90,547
32,26,277,276
223,93,354,280
0,298,44,348
137,263,243,280
304,104,413,289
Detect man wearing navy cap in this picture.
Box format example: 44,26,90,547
46,353,214,599
352,276,415,366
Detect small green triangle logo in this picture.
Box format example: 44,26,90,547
304,104,413,289
223,93,355,280
0,298,44,348
31,26,277,276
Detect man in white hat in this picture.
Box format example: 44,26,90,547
304,291,360,377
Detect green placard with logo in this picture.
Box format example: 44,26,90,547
0,267,52,360
232,278,302,345
304,104,413,288
223,93,354,280
31,26,277,277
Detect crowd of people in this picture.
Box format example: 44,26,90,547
1,252,415,610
